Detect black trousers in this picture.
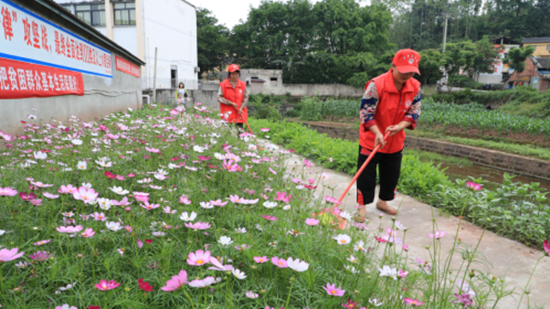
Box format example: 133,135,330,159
356,145,403,205
234,123,244,129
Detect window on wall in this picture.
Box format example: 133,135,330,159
75,4,106,26
60,4,72,13
114,2,136,25
546,44,550,51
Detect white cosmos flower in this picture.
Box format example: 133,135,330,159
109,186,129,195
369,298,384,307
34,151,47,160
339,211,352,221
395,221,407,231
180,211,197,222
235,227,247,234
193,145,205,153
214,153,225,160
287,257,309,272
97,198,112,210
378,265,397,280
200,202,214,209
353,240,366,252
106,221,122,231
248,144,257,151
332,234,351,245
71,139,83,145
218,236,233,246
77,161,87,170
283,205,291,210
347,255,359,263
263,201,277,209
232,269,246,280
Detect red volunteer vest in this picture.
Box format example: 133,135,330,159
359,70,420,154
219,79,248,123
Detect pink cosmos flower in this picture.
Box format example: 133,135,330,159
163,206,177,214
115,175,125,180
324,196,341,204
30,251,54,262
134,194,149,203
271,256,288,268
19,192,37,201
188,276,216,288
260,128,270,132
303,159,312,167
145,147,160,153
208,256,234,271
429,231,447,239
452,293,474,307
184,222,211,230
210,199,228,207
544,240,550,256
111,197,132,206
0,187,17,196
254,256,269,263
56,225,83,233
229,195,244,203
274,191,291,203
323,283,345,296
30,199,43,206
404,298,425,306
72,187,98,204
305,218,319,226
403,244,409,251
262,215,278,221
140,201,160,211
58,184,77,194
0,248,25,262
187,250,211,266
398,269,409,278
81,228,95,238
95,279,120,291
179,195,191,204
466,181,482,191
30,181,53,188
246,290,259,298
43,192,59,199
268,167,277,175
93,212,107,221
33,239,51,246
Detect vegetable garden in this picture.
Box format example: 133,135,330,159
1,104,547,309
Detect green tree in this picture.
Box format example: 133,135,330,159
197,8,231,79
503,45,536,74
417,49,444,84
472,36,503,77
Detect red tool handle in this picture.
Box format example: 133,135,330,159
335,131,391,228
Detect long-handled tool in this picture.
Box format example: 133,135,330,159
334,131,391,229
236,113,264,151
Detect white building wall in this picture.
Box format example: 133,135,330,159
53,0,198,90
142,0,198,90
113,27,138,57
478,44,520,84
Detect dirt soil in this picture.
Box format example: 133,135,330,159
287,118,550,148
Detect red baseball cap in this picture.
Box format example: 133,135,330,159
392,49,421,75
228,64,240,72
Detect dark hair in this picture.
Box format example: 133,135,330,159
179,82,185,88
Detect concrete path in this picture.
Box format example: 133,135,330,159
278,146,550,309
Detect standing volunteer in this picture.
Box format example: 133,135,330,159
218,64,248,128
354,49,422,222
175,82,189,106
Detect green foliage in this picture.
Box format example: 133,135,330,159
409,130,550,161
197,8,231,78
503,45,536,74
232,0,394,85
299,97,323,121
347,72,370,89
420,99,550,137
250,118,550,248
417,49,444,85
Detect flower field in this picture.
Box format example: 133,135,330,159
0,104,544,309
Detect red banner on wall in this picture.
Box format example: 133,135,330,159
0,57,84,99
115,56,140,78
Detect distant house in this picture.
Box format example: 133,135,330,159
477,36,520,84
507,57,550,91
522,37,550,58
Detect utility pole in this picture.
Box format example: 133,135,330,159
152,47,158,103
442,12,449,53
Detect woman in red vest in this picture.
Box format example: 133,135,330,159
355,49,422,222
218,64,248,128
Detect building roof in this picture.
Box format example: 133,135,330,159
35,0,145,66
180,0,196,9
532,57,550,69
490,36,520,45
522,37,550,44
